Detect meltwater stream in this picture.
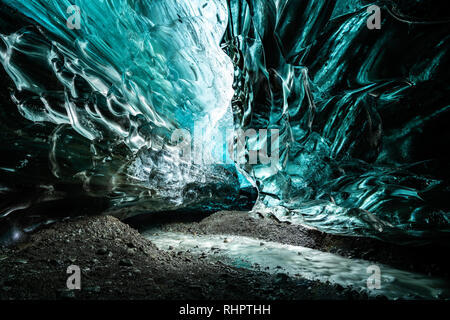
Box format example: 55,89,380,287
145,231,449,300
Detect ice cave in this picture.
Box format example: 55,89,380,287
0,0,449,302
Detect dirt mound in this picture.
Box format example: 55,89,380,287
0,215,366,300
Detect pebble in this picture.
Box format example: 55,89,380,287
132,268,141,274
96,247,108,255
127,248,136,255
14,259,28,264
119,258,133,267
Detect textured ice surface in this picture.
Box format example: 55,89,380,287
223,0,450,241
0,0,240,221
1,0,450,242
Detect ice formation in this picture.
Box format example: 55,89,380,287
0,0,449,242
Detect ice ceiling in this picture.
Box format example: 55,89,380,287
0,0,449,243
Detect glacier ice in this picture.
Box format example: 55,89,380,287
0,0,241,222
0,0,449,242
222,0,450,241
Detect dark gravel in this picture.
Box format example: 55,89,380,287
0,215,368,300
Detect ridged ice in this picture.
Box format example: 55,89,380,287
1,0,449,242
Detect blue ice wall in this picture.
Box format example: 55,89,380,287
1,0,449,242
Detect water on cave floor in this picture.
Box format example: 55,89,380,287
144,231,449,300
